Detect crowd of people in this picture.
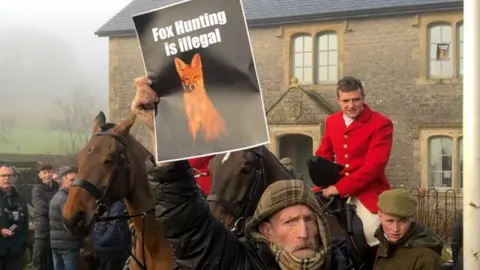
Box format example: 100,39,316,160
0,163,131,270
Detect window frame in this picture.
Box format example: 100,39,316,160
418,12,463,83
420,127,463,192
283,22,344,88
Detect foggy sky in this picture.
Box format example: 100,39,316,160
0,0,132,125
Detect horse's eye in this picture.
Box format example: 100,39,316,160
240,166,251,175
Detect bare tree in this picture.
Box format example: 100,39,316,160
50,88,99,154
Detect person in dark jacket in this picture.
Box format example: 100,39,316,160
451,209,463,270
32,163,59,270
49,167,82,270
93,198,131,270
373,189,443,270
131,76,354,270
0,165,29,270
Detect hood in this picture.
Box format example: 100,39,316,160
376,222,444,256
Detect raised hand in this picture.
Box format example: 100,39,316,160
131,76,159,132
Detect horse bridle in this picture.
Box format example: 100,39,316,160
72,129,154,270
206,147,267,236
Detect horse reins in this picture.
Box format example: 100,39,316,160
72,128,155,270
207,147,267,236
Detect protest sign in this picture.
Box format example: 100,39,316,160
132,0,270,163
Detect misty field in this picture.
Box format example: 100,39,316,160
0,126,86,155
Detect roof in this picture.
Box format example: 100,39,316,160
266,86,337,117
96,0,463,37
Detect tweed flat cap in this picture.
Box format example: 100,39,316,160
245,179,322,233
378,189,417,218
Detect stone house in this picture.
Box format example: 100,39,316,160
96,0,464,190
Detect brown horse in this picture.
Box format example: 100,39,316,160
62,112,173,270
207,146,366,267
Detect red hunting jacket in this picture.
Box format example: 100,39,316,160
188,155,215,195
314,104,393,213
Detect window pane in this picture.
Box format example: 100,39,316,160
303,67,313,83
294,37,303,53
304,36,312,52
430,44,438,60
292,35,313,84
294,53,303,67
318,51,328,66
328,66,338,81
329,51,338,65
294,67,303,80
428,24,453,78
441,60,454,77
318,66,328,81
304,52,312,67
429,136,453,188
318,35,328,50
328,34,338,50
317,33,338,83
429,25,442,43
441,25,452,43
429,60,441,77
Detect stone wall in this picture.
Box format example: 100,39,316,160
108,11,463,187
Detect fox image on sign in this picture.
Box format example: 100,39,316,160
174,53,228,144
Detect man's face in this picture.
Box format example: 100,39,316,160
337,88,364,118
379,211,412,242
62,172,77,190
0,167,14,189
260,204,319,259
38,169,54,183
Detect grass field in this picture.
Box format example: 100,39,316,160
0,126,86,155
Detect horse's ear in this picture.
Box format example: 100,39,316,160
92,111,106,133
113,114,136,136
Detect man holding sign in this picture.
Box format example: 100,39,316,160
130,76,353,270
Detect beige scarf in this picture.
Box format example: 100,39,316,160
270,241,326,270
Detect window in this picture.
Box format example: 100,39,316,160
292,35,313,84
429,136,453,188
421,128,462,190
317,32,338,83
458,23,463,76
428,24,453,78
290,32,338,84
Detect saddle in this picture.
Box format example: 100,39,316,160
307,156,370,270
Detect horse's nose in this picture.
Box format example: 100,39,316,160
63,211,87,235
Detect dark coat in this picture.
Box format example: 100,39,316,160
93,200,131,252
49,189,83,250
451,210,463,270
32,179,59,239
373,223,444,270
0,187,29,257
150,160,354,270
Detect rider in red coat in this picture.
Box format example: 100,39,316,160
188,155,215,195
314,76,393,251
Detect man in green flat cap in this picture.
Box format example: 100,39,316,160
373,189,443,270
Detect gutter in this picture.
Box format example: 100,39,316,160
95,1,463,37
